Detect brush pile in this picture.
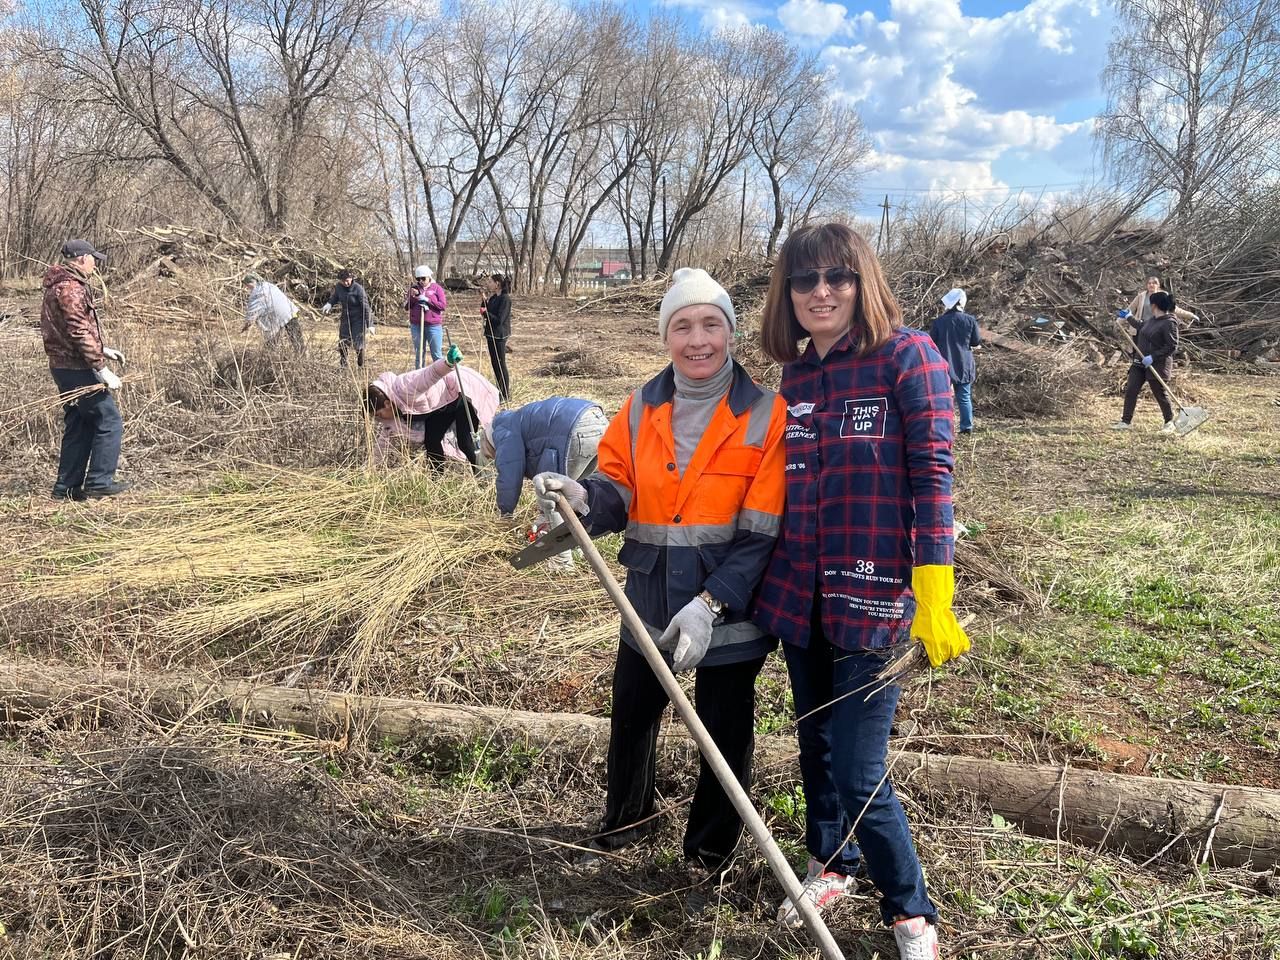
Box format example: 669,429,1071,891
977,347,1102,418
533,346,620,378
103,225,405,329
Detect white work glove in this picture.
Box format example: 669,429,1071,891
657,597,717,672
102,347,125,364
322,303,333,314
533,472,588,518
95,366,122,391
368,324,377,337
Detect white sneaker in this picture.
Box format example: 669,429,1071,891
1160,420,1178,435
777,858,850,929
893,916,939,959
1110,420,1132,431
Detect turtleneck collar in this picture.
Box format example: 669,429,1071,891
673,356,733,402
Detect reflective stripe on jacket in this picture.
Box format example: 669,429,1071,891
582,361,787,667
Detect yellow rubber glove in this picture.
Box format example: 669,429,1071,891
910,565,971,668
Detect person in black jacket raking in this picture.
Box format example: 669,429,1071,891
480,273,513,402
1113,289,1179,434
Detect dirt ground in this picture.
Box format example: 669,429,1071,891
2,288,1279,958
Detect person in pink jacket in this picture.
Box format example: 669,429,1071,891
365,347,500,470
404,264,447,368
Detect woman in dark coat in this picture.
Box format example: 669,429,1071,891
481,273,512,401
324,268,371,368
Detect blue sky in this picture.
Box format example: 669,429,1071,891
660,0,1113,216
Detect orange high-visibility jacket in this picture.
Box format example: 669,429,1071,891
582,362,787,666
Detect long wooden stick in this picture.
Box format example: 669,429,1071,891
555,494,846,960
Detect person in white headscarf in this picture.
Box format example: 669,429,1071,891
928,288,981,434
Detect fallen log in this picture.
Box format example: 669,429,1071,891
3,660,1278,870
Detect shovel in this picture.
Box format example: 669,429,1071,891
511,496,847,960
442,325,482,457
1115,316,1210,437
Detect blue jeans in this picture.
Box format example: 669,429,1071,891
954,381,973,432
410,324,443,367
783,629,937,925
50,367,123,492
412,323,443,366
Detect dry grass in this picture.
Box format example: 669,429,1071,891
2,702,1277,960
1,467,620,696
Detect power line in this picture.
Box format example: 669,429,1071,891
857,181,1083,194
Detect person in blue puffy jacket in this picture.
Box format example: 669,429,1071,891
481,396,608,568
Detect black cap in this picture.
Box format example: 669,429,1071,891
338,268,354,280
61,239,107,264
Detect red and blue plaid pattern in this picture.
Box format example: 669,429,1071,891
754,328,955,651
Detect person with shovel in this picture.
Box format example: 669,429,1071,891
364,347,500,470
1112,290,1180,434
405,264,447,367
41,238,130,500
531,268,788,878
754,222,969,960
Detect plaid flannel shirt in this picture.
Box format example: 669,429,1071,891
753,327,955,651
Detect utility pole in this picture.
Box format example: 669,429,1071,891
738,168,747,252
876,195,891,253
661,174,668,267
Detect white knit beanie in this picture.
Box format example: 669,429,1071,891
414,264,433,280
941,287,967,311
658,268,736,341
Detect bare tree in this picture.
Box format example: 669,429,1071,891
755,93,870,257
372,0,585,275
655,27,793,272
37,0,378,232
1099,0,1280,225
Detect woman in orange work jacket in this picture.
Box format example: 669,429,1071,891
534,268,787,875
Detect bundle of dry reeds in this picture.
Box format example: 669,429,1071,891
2,466,617,691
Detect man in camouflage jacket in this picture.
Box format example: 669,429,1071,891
41,239,129,499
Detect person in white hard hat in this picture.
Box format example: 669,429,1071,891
404,264,447,368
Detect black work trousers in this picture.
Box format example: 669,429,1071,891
413,397,479,471
598,637,767,872
485,334,511,402
1121,358,1174,424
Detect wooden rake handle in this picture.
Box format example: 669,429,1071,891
1115,323,1190,411
555,494,847,960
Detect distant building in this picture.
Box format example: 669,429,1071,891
600,260,631,281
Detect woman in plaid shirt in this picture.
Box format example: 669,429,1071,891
754,223,970,960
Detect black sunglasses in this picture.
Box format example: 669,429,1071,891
787,266,859,295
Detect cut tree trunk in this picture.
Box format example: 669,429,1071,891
3,660,1277,870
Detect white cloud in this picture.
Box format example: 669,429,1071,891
777,0,850,39
701,4,754,31
663,0,768,34
792,0,1108,197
